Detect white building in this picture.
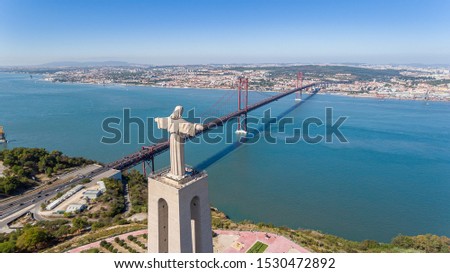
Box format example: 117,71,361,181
97,181,106,193
83,190,102,200
66,203,86,213
46,185,84,211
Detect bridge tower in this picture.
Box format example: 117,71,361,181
141,146,155,177
235,77,249,135
295,72,303,101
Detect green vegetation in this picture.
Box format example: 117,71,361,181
0,215,138,253
123,170,148,213
64,234,147,254
128,234,147,250
391,234,450,253
100,240,118,253
0,147,94,195
0,219,73,253
1,174,133,253
45,223,145,253
9,207,445,253
115,237,138,253
247,241,268,253
81,178,91,184
15,227,53,252
97,177,125,217
72,217,90,232
0,175,32,196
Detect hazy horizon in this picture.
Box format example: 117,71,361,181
1,60,450,68
1,0,450,66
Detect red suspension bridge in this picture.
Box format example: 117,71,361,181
0,74,334,221
107,74,332,175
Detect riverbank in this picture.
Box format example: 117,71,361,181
4,71,447,102
42,76,449,102
209,209,449,253
322,91,450,102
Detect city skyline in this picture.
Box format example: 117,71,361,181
1,0,450,66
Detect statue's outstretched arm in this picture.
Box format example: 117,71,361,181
155,117,169,130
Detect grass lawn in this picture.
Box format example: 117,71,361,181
247,241,268,253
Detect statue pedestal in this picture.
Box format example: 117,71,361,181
147,167,213,253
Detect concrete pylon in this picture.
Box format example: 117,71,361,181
147,168,213,253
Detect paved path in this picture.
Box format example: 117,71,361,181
214,230,310,253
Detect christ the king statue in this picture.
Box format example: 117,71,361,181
155,106,204,180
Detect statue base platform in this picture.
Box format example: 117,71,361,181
148,166,213,253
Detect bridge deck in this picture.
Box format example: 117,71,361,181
108,84,317,171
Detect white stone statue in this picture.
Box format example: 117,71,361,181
155,106,204,180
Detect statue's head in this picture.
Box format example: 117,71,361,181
170,105,183,119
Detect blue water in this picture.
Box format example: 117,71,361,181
1,72,449,242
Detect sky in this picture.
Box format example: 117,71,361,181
0,0,449,66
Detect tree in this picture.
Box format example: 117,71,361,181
124,170,148,213
15,227,52,252
45,167,53,176
81,178,91,184
0,176,19,194
72,217,89,232
54,225,71,238
100,178,126,217
0,241,16,253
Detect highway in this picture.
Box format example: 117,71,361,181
0,164,104,221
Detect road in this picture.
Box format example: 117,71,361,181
0,164,104,223
123,181,131,215
0,204,35,233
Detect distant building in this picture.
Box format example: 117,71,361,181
83,190,102,200
66,203,86,213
